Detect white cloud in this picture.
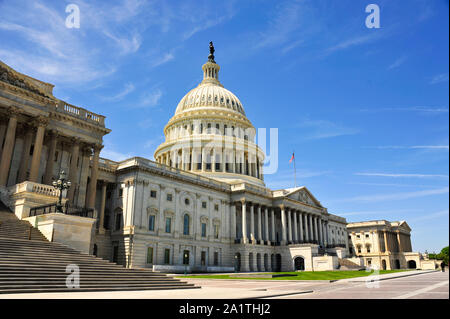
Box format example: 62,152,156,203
139,89,163,107
355,173,449,179
388,56,407,70
339,187,449,203
430,73,449,85
102,83,135,102
298,119,359,140
409,210,449,222
151,53,175,67
369,145,449,150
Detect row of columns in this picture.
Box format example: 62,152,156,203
233,201,329,246
0,108,102,209
157,147,263,180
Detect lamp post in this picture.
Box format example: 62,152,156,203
184,252,188,275
234,255,238,273
52,170,71,213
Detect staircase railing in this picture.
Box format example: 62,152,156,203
29,203,94,218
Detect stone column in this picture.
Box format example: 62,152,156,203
231,203,236,241
314,216,318,243
17,127,33,183
280,206,287,244
304,213,309,242
308,214,313,242
98,181,107,234
298,211,303,242
383,231,389,253
0,109,19,186
293,211,298,242
264,207,269,243
250,203,255,243
287,208,292,243
323,222,328,247
318,218,323,245
241,200,248,244
212,148,216,172
68,138,80,202
43,130,58,184
86,144,103,209
270,208,275,242
0,121,7,159
29,116,47,183
257,205,262,243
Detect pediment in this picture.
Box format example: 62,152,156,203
285,187,322,208
0,61,53,98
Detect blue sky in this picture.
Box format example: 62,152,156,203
0,0,448,253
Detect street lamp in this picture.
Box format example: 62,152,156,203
52,170,71,213
184,252,188,275
234,255,238,273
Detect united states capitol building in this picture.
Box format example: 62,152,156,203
0,45,433,273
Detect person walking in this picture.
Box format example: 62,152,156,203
440,261,446,272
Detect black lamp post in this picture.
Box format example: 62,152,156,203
234,255,238,273
52,170,71,213
184,252,188,275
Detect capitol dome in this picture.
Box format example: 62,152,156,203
154,42,265,187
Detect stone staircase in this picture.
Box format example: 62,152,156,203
0,201,198,294
338,258,366,271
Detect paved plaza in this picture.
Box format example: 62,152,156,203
0,270,447,299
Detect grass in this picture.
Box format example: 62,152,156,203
176,269,409,281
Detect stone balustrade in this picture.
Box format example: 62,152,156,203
10,181,60,197
55,100,105,126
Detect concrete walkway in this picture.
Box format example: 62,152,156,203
0,270,441,299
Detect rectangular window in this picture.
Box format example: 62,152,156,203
148,215,155,231
202,201,207,209
164,249,170,264
165,217,172,233
201,251,206,266
201,223,207,237
146,247,153,264
214,252,219,266
150,190,157,198
166,193,172,201
214,204,219,211
54,151,59,162
118,188,123,198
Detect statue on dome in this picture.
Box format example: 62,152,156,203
208,41,215,63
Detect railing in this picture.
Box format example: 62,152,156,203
29,203,94,218
55,101,105,126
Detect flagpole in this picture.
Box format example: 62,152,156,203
293,151,297,188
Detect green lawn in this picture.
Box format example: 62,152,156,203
176,269,409,281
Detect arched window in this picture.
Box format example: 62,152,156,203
183,214,190,235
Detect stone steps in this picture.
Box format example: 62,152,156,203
0,200,199,293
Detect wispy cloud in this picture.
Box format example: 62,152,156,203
139,89,163,107
102,83,135,102
151,52,175,67
324,33,383,55
355,173,449,179
409,210,448,223
0,0,147,85
430,73,449,85
338,187,449,203
360,106,449,114
388,56,407,70
339,208,421,217
367,145,449,150
298,119,359,140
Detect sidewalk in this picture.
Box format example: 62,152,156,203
339,270,438,282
